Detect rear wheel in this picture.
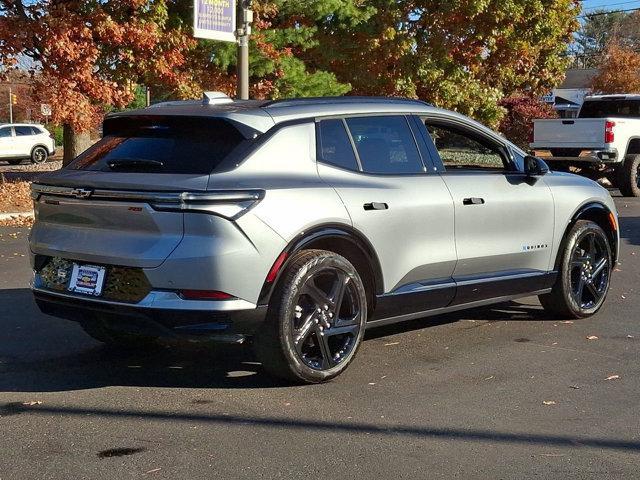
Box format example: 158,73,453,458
539,220,612,319
31,146,48,164
617,154,640,197
254,250,367,384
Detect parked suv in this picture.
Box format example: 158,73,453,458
0,123,55,165
30,95,619,383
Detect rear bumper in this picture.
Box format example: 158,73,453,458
531,148,619,163
33,288,268,342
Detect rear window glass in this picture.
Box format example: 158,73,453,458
68,116,247,174
15,126,34,136
317,119,359,171
345,115,424,174
579,99,640,118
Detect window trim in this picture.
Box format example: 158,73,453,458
419,115,522,174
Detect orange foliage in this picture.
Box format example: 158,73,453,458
592,41,640,94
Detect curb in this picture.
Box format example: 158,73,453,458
0,211,34,221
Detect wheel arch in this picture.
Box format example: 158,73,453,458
624,137,640,157
257,223,384,310
553,202,618,270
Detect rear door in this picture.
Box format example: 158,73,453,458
316,115,457,318
419,115,555,304
0,126,14,158
13,125,36,156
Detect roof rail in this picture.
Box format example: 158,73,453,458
262,96,432,108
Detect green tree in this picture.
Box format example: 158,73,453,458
268,0,580,127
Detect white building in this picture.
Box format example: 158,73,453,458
544,68,598,118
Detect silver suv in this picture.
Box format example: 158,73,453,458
30,95,619,383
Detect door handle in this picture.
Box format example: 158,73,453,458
463,197,485,205
363,202,389,211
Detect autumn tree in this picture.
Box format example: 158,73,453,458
0,0,198,163
270,0,580,127
591,40,640,94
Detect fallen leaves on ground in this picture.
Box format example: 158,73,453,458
0,214,34,227
0,180,32,213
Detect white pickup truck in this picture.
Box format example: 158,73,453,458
530,94,640,197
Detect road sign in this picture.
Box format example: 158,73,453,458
41,104,52,116
193,0,236,43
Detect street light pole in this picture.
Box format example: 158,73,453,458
236,1,252,100
8,87,13,123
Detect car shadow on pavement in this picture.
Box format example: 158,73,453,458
2,401,640,453
1,288,555,393
620,216,640,246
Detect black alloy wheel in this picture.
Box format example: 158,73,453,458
539,220,613,318
255,250,367,383
568,230,611,310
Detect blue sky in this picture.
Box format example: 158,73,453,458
580,0,640,14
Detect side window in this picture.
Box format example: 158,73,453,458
345,115,424,174
425,122,509,171
317,119,359,171
0,128,12,138
14,126,33,136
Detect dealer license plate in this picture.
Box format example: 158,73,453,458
68,264,106,296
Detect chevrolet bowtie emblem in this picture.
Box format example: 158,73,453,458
70,188,93,199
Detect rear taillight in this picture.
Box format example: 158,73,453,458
605,121,615,143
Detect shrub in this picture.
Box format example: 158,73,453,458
498,96,557,150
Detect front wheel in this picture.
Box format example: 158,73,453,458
31,146,48,164
254,250,367,384
539,220,612,319
617,154,640,197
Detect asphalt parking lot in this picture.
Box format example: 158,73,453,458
0,194,638,479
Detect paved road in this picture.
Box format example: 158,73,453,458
0,195,639,479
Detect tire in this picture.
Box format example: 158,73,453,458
254,249,367,384
80,320,158,349
617,154,640,197
539,220,612,319
7,159,22,166
30,146,48,164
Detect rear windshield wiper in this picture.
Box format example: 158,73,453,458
106,159,164,171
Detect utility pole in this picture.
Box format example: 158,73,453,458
146,86,151,107
236,1,253,100
8,87,13,123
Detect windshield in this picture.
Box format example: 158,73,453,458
579,99,640,119
68,116,248,174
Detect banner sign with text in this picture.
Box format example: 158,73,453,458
194,0,236,42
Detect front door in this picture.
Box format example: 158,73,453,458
315,115,457,319
0,126,14,158
420,116,555,304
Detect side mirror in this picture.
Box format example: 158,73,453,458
524,155,549,177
